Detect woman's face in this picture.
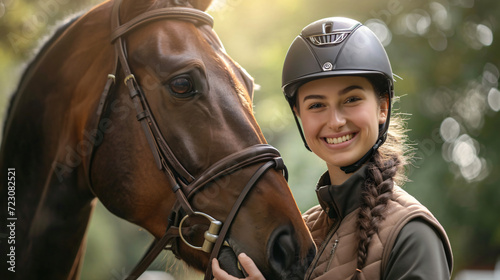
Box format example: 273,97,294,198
295,76,388,170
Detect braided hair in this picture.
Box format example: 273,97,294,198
351,152,399,279
350,88,411,279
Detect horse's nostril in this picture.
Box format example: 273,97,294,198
268,226,297,275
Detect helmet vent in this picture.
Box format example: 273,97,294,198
308,31,351,46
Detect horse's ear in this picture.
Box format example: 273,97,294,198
190,0,213,11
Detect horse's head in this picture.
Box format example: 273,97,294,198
89,0,315,278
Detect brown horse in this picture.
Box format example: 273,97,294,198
0,0,315,279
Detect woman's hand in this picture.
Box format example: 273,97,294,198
212,253,265,280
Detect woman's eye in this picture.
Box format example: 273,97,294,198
345,96,361,103
169,76,194,96
308,103,323,110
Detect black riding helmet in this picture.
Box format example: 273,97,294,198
282,17,394,173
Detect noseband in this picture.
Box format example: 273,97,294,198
89,1,288,279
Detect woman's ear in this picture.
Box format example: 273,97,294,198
293,105,300,117
379,96,389,124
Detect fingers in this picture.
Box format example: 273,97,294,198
237,253,265,280
212,253,266,280
212,258,238,280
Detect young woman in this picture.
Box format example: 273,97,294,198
213,17,453,280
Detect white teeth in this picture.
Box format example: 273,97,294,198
326,134,353,144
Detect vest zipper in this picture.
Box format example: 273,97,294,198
324,239,339,272
305,219,341,279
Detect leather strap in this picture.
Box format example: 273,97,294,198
185,144,282,197
125,227,180,280
112,0,195,183
86,3,121,195
204,159,283,280
111,6,213,42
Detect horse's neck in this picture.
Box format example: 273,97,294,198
1,4,113,279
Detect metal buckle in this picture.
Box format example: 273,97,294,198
178,212,222,253
124,74,136,85
107,74,116,83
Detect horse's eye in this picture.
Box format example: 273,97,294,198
169,76,194,96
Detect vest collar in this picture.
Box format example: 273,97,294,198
315,165,368,220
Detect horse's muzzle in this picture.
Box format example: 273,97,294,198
217,246,246,278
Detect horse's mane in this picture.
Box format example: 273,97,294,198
3,13,83,130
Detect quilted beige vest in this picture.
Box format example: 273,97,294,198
303,186,453,280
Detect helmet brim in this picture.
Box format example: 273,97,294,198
282,69,393,99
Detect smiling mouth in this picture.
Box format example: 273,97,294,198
324,133,355,144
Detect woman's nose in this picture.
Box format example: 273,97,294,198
327,109,346,129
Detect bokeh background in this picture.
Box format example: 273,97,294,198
1,0,499,279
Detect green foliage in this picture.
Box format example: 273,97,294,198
1,0,499,277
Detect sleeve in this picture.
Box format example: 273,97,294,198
383,219,451,280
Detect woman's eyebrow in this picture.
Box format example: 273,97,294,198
339,85,364,95
301,85,364,102
302,94,326,102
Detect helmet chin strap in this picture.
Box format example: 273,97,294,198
340,133,385,173
292,113,311,151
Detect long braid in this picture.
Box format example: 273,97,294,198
351,152,400,280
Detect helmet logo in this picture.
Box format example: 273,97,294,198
322,62,333,71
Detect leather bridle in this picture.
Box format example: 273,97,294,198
89,1,288,279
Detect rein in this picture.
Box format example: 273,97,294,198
89,1,288,279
